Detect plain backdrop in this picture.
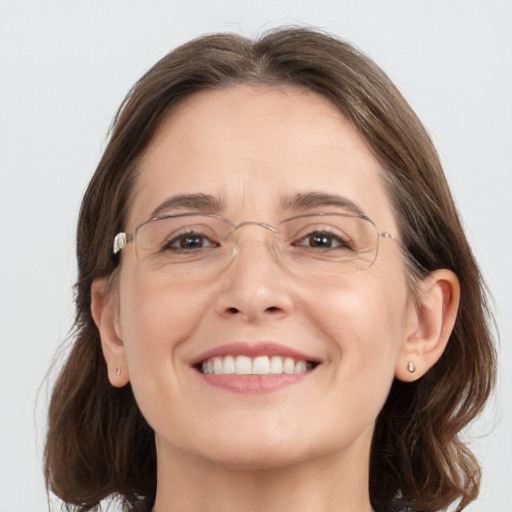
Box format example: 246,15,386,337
0,1,511,511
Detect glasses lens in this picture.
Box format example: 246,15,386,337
279,213,379,273
135,214,232,273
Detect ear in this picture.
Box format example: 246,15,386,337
396,269,460,382
91,278,130,387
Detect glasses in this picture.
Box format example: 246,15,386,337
112,212,400,278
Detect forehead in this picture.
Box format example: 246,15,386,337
128,85,396,229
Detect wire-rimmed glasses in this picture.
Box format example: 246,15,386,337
112,212,400,278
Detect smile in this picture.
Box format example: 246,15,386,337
192,342,321,393
200,355,316,375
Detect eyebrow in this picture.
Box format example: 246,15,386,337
150,193,224,218
149,191,366,219
282,192,366,217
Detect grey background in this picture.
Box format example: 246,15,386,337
1,1,511,511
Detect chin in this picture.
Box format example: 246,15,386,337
202,442,312,471
184,421,344,471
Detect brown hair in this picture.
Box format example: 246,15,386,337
44,27,496,512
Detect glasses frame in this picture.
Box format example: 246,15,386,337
111,212,401,272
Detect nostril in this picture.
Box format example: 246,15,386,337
266,306,280,312
226,307,239,314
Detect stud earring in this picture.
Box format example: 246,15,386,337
407,361,416,373
116,365,122,376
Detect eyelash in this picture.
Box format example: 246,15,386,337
163,231,220,251
163,228,352,251
292,229,353,250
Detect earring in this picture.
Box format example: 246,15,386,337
116,365,122,376
407,361,416,373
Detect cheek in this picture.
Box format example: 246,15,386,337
304,272,410,377
274,275,412,452
116,268,213,382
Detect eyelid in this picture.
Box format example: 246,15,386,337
162,230,220,251
292,230,352,247
278,211,369,226
138,212,230,228
141,211,366,228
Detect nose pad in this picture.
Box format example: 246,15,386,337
230,221,284,267
216,226,293,322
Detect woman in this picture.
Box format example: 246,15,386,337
44,27,496,512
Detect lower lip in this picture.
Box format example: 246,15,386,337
197,372,309,393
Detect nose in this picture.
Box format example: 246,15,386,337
215,227,294,323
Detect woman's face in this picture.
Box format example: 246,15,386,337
110,85,417,469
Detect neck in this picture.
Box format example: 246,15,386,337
152,434,374,512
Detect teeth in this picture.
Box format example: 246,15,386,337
235,355,252,375
253,356,270,374
201,355,314,376
294,360,307,373
269,356,283,374
283,357,295,374
223,355,235,374
213,357,223,374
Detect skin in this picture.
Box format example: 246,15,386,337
92,85,460,512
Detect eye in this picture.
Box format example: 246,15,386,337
292,230,353,250
163,231,220,251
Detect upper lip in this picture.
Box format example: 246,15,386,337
191,342,321,366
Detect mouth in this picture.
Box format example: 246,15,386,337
197,355,319,376
191,342,321,393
